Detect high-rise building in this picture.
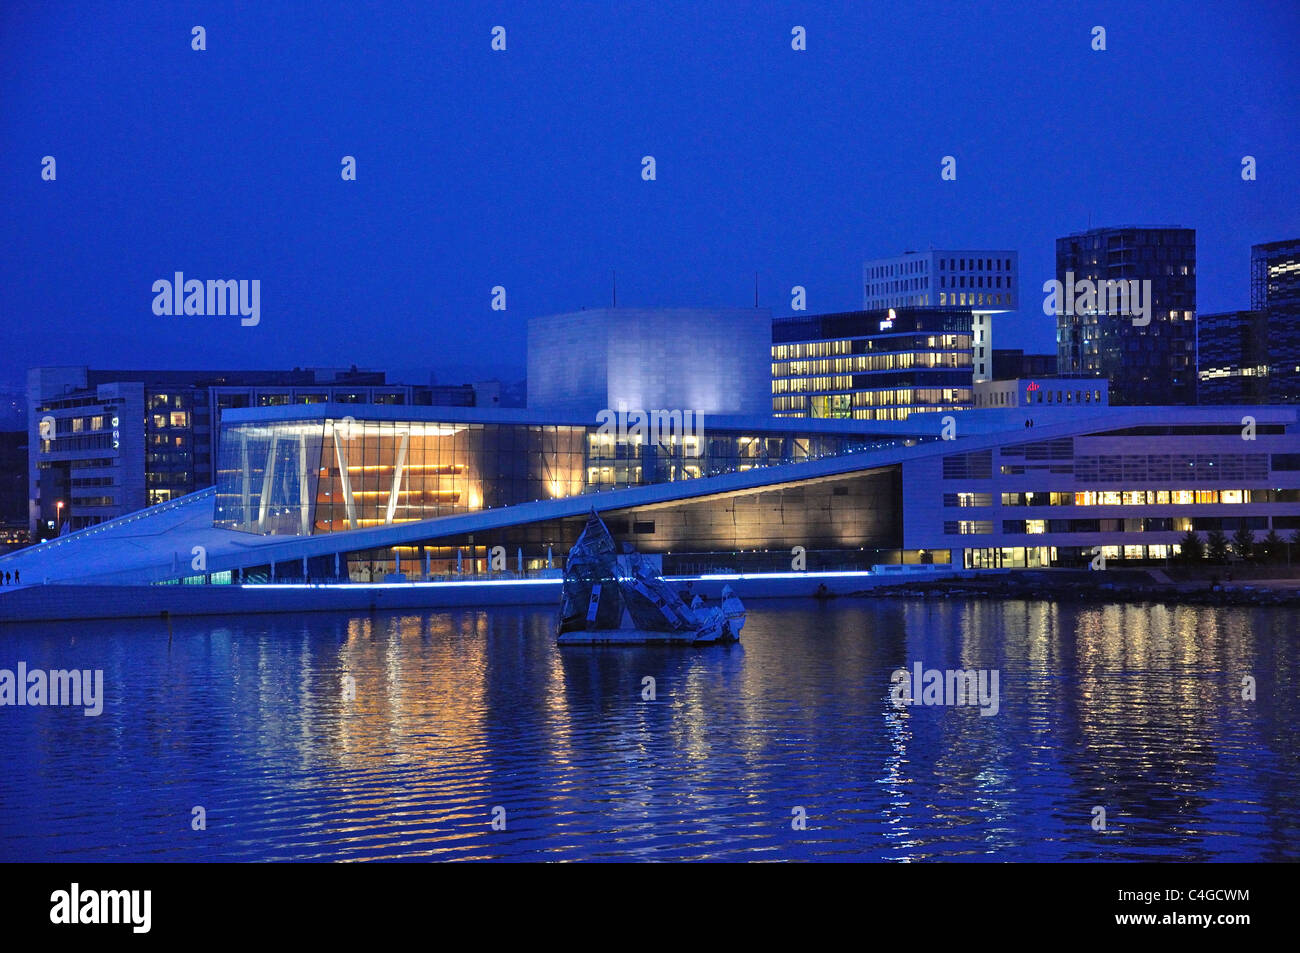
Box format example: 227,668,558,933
772,307,974,421
1197,239,1300,405
1252,238,1300,403
1055,226,1197,405
1196,310,1269,404
863,250,1018,383
1252,238,1300,311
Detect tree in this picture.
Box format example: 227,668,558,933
1232,525,1256,563
1177,529,1203,563
1206,529,1230,565
1261,528,1285,564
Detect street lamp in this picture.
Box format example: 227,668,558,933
55,500,64,534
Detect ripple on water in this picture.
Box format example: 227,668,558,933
1,600,1298,861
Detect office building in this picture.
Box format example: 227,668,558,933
1252,238,1300,311
863,250,1018,382
772,307,974,421
1197,309,1269,404
1197,239,1300,405
1253,238,1300,403
1055,226,1197,405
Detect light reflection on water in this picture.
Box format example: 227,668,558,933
0,599,1296,861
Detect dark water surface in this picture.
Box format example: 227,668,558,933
1,599,1297,861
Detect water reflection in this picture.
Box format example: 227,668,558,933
0,598,1296,861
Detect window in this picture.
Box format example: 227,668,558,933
944,520,992,535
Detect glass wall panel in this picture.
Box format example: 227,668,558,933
213,420,323,534
215,413,920,536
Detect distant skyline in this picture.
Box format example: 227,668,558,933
2,1,1297,391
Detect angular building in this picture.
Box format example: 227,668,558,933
6,400,1300,592
772,307,975,421
1055,226,1197,405
208,405,906,542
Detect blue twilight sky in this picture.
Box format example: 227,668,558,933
1,0,1297,392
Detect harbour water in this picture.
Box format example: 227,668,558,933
1,598,1296,861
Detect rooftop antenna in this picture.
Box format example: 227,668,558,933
611,270,616,308
754,272,759,308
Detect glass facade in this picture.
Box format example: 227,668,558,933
214,414,913,536
215,418,586,535
584,428,888,488
1055,227,1197,406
